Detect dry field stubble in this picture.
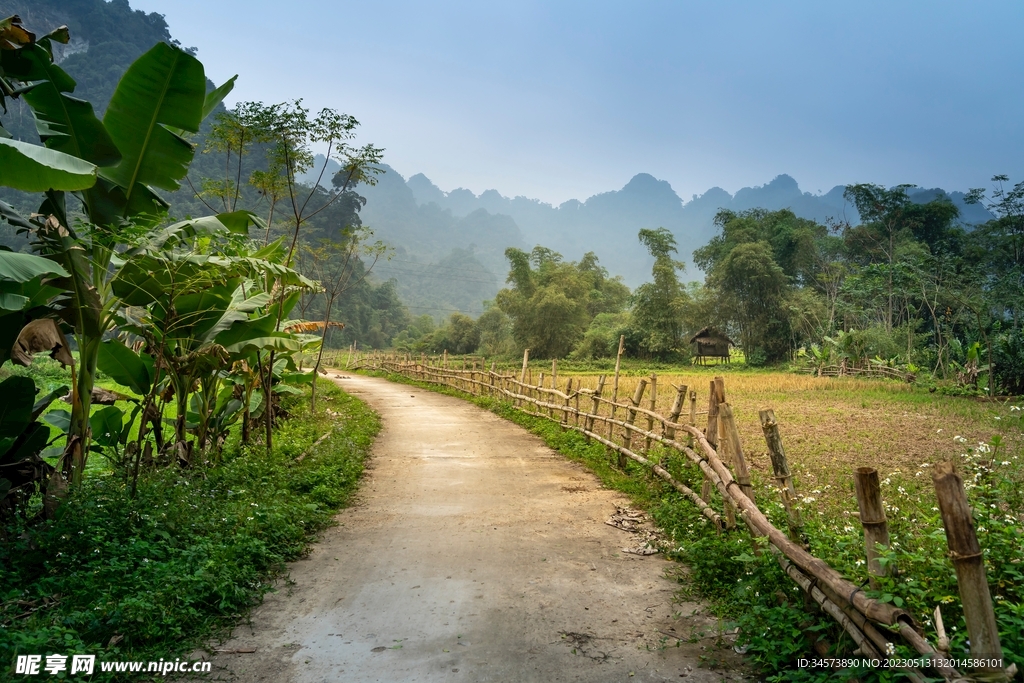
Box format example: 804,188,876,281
557,370,1022,511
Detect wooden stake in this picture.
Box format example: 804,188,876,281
759,408,805,546
934,605,949,653
551,358,557,389
665,384,688,440
854,467,891,588
622,380,648,467
706,378,725,449
586,375,606,442
931,461,1008,679
612,335,625,402
520,348,529,383
719,403,754,504
645,373,657,452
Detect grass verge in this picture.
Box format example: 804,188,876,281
362,369,1024,682
1,380,380,681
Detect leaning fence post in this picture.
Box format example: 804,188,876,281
932,461,1009,680
706,377,724,449
853,467,891,588
759,409,805,546
551,358,558,390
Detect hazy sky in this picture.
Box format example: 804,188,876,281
132,0,1023,205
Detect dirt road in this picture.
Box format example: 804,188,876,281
208,374,744,682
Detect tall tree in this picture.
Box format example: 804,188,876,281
630,227,687,357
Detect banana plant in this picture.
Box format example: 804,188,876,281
2,21,235,485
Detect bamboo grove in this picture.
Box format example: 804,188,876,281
0,16,382,519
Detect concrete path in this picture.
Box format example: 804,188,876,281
208,374,744,682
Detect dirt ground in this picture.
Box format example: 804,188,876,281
202,374,747,683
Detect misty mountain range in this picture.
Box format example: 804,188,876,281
300,157,994,319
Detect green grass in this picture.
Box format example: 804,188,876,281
1,381,380,682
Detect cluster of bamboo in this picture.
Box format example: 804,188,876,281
352,346,1015,683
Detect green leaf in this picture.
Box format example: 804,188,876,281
0,137,97,191
89,405,123,448
0,199,33,230
43,409,71,433
99,42,205,209
32,385,69,421
97,339,152,395
0,250,68,283
0,422,48,466
0,376,35,439
203,75,237,121
18,44,121,166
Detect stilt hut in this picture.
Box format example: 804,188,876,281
689,327,735,365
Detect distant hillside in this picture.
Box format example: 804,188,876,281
296,154,997,317
401,169,995,289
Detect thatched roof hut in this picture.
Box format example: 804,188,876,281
689,326,735,365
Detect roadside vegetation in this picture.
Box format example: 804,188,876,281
0,14,382,680
0,371,378,680
364,363,1024,681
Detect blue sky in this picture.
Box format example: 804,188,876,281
133,0,1023,205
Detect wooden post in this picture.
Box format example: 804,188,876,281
551,358,557,389
443,349,448,369
719,403,754,505
608,335,625,449
562,378,572,425
759,409,805,545
854,467,891,588
621,380,648,468
573,385,580,427
665,384,687,440
520,348,529,383
932,461,1008,679
536,372,544,414
706,377,725,449
644,373,657,452
586,375,606,441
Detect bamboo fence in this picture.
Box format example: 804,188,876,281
344,347,1015,682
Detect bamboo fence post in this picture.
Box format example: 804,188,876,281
551,358,557,389
621,380,648,469
536,373,544,414
644,373,657,452
853,467,891,588
586,375,606,442
706,378,724,448
573,385,580,427
665,384,687,440
562,378,572,425
518,349,529,407
609,335,625,445
703,380,725,512
719,403,754,505
931,461,1009,680
443,349,448,369
759,409,805,545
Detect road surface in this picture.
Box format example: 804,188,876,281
206,374,745,682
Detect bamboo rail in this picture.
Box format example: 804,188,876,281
349,353,1014,681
